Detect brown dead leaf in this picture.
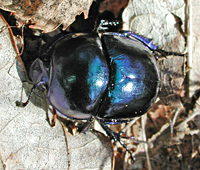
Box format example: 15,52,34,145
145,105,170,139
134,127,200,170
0,0,93,32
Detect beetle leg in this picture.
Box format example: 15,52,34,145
50,108,57,127
16,81,45,107
16,84,37,107
122,31,158,50
97,119,135,162
120,31,186,57
155,48,186,57
77,119,93,133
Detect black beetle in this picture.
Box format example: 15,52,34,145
16,19,184,161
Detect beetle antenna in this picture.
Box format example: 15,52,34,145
97,119,135,162
16,84,37,107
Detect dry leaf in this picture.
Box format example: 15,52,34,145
0,0,93,32
123,0,185,52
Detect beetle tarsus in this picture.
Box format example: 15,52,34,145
15,100,28,107
98,119,135,162
16,84,37,108
117,135,135,162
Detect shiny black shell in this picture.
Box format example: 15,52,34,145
30,32,160,122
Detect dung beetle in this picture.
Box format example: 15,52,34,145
16,20,184,161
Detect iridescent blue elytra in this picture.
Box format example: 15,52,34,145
29,32,160,122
